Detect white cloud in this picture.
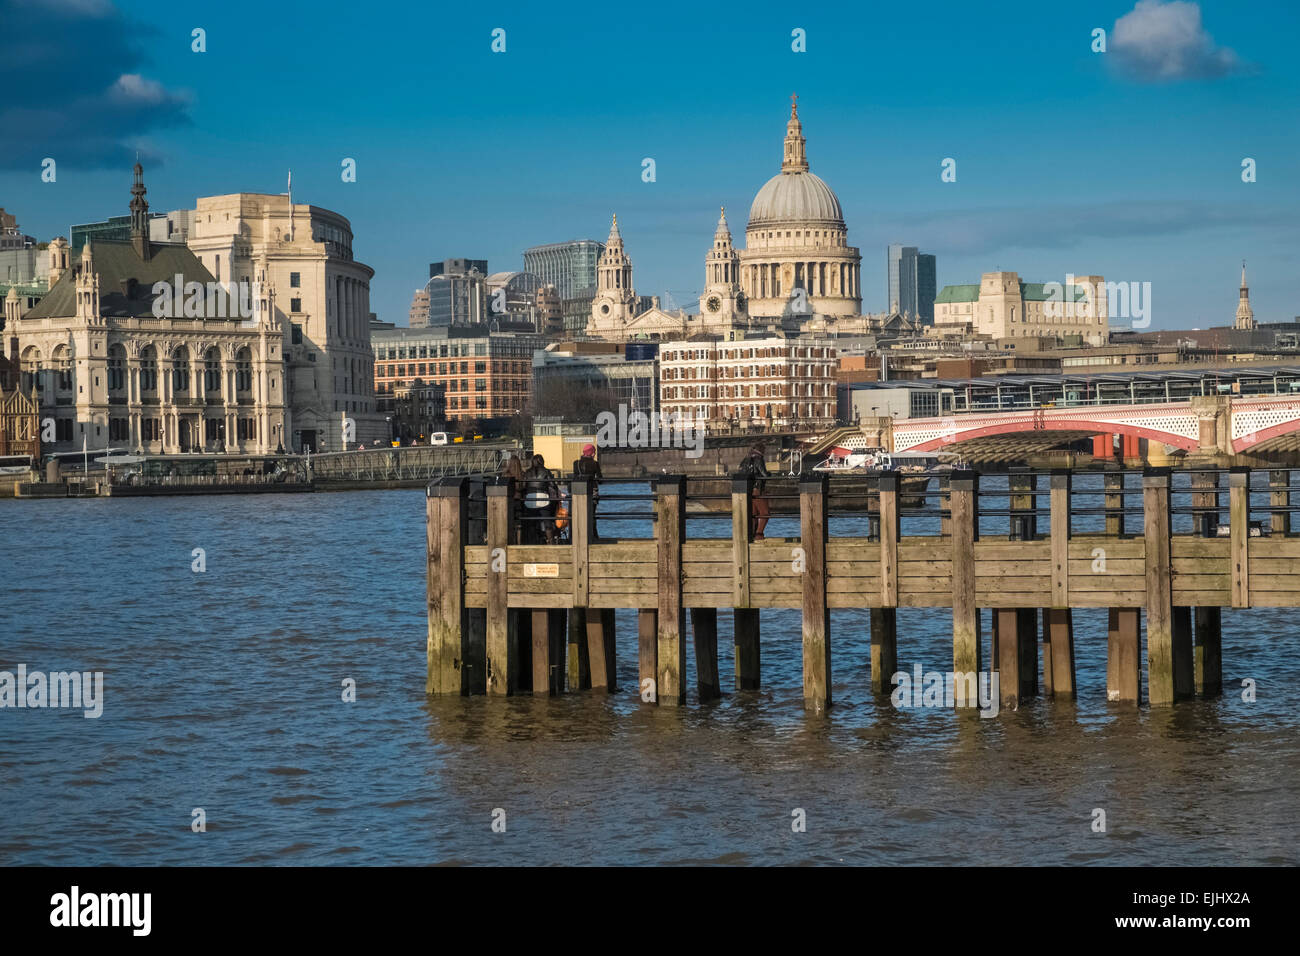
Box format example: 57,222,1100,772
1111,0,1247,81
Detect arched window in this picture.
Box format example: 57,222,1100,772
172,346,190,394
20,346,41,392
204,348,221,396
52,345,72,391
108,344,126,392
140,346,158,393
235,348,253,394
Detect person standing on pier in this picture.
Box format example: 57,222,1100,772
499,451,525,543
741,443,770,539
572,443,603,542
522,454,559,545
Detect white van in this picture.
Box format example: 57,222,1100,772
429,432,449,446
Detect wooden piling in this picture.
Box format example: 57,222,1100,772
1194,606,1222,697
871,608,898,695
638,609,658,702
531,609,552,695
1045,471,1076,698
1172,605,1194,700
427,478,468,695
950,471,980,704
1144,470,1178,706
732,477,760,689
567,610,592,691
690,607,721,702
485,482,516,695
1107,606,1141,703
880,473,900,609
800,474,830,713
587,608,617,692
1042,607,1076,698
655,476,687,706
1230,467,1250,609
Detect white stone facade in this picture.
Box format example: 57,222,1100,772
187,192,384,451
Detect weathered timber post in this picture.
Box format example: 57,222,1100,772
655,476,687,706
1269,469,1290,536
1104,468,1125,536
587,608,617,692
1144,469,1184,706
690,608,721,702
1007,471,1039,703
1045,470,1076,698
950,470,981,705
1107,606,1141,703
485,481,517,695
1172,605,1194,699
872,473,900,695
531,610,550,695
638,609,658,702
732,476,761,690
800,474,830,714
1230,467,1250,609
567,612,591,691
1194,606,1222,697
427,477,468,695
568,479,593,691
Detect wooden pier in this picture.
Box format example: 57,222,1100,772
425,467,1291,711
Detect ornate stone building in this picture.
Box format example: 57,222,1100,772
187,189,383,451
739,98,861,320
13,165,286,455
585,99,862,342
932,271,1109,345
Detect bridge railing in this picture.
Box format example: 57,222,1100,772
311,443,514,482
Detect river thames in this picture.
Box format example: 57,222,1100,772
1,488,1297,865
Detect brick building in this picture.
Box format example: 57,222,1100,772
371,325,542,425
658,334,837,431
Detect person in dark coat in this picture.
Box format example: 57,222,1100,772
571,443,603,542
522,454,558,544
740,443,770,539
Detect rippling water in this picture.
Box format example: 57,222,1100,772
1,485,1297,865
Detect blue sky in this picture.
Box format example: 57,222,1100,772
3,0,1298,329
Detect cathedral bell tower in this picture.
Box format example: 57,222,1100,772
699,206,747,330
587,214,637,333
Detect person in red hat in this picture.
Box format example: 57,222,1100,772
572,443,603,541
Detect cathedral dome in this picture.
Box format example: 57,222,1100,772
748,170,844,228
746,99,846,231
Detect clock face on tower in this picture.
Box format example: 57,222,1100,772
706,296,721,313
600,302,611,315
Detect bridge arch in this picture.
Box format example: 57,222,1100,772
899,417,1200,453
